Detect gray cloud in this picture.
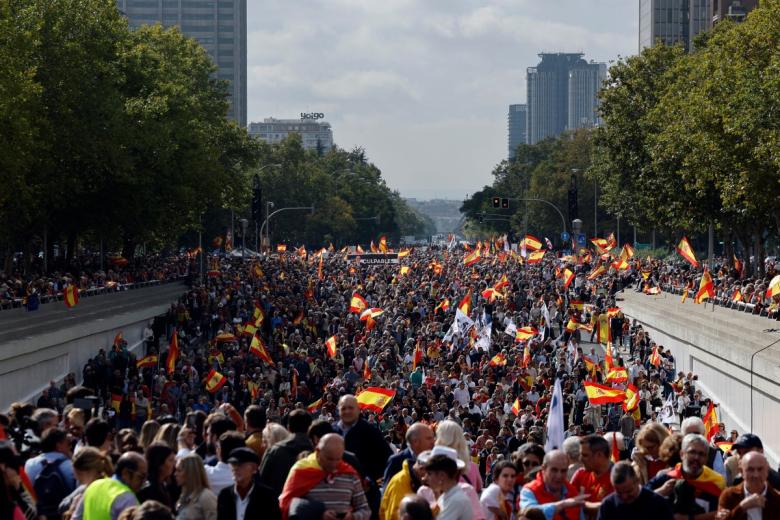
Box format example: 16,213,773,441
247,0,637,200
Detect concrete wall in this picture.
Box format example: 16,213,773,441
0,283,185,410
619,290,780,466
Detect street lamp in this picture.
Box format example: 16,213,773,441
239,218,248,258
265,201,274,252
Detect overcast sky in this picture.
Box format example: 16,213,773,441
247,0,638,201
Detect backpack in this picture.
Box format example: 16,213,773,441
33,457,68,519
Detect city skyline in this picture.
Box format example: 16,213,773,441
247,1,637,200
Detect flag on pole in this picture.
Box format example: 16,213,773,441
562,269,575,289
349,293,368,313
511,398,521,416
703,402,720,441
583,381,626,404
457,290,472,315
434,299,450,314
695,270,714,304
204,369,227,393
307,398,323,414
610,432,620,463
766,275,780,300
463,248,481,266
167,330,179,375
649,346,662,367
544,379,564,452
325,336,338,358
356,387,395,413
488,353,507,366
249,334,275,366
136,355,158,369
523,235,542,251
515,326,538,342
676,237,699,267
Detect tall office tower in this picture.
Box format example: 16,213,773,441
567,61,607,130
507,104,527,159
638,0,690,51
526,53,606,144
116,0,247,128
689,0,713,45
712,0,759,24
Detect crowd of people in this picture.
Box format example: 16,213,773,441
0,254,193,309
1,241,778,520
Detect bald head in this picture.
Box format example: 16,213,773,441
740,451,769,493
316,433,345,473
542,450,569,493
406,423,435,456
115,451,147,493
338,395,360,426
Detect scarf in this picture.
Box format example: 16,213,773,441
666,463,724,498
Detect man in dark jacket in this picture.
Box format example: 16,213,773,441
598,461,672,520
382,423,435,487
718,452,780,520
258,409,313,495
217,448,280,520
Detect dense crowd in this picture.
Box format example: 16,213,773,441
0,254,193,309
0,243,778,520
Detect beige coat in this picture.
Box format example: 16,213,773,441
176,488,218,520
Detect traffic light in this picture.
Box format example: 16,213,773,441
501,198,509,209
492,197,501,208
251,188,262,221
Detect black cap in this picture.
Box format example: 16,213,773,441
733,433,763,450
227,447,260,465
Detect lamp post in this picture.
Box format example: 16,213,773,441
252,173,261,253
265,201,274,253
239,218,248,258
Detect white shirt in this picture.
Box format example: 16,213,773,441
479,483,504,520
743,483,767,520
454,387,471,406
205,461,234,493
436,484,475,520
235,483,253,520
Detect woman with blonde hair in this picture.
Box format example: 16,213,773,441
262,423,290,452
140,420,161,450
174,454,217,520
155,423,181,451
631,422,671,484
434,420,482,492
60,447,114,520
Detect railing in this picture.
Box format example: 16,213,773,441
0,275,188,311
658,283,777,319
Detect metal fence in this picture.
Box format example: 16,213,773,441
661,283,778,319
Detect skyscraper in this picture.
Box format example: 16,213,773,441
638,0,690,52
507,104,527,159
116,0,247,128
525,53,606,145
639,0,759,53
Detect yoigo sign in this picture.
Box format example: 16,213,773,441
300,113,324,120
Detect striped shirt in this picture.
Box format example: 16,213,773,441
305,473,370,520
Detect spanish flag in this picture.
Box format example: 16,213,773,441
606,232,617,250
587,265,606,280
666,464,724,498
610,432,620,463
325,335,337,358
611,258,630,271
363,361,372,380
215,332,238,343
582,355,598,374
694,270,714,304
591,238,609,252
489,353,507,366
515,326,538,342
349,292,368,313
481,287,502,302
356,387,395,413
703,401,719,441
732,288,743,303
359,307,384,321
523,234,542,251
379,235,388,253
622,383,639,412
356,244,364,254
412,342,424,370
204,369,227,393
562,268,575,289
276,244,287,253
280,452,358,519
317,255,324,281
766,275,780,300
522,343,531,367
254,305,266,324
370,240,378,253
110,393,122,412
458,290,472,315
463,248,481,266
715,442,734,454
434,299,450,314
249,334,275,366
676,237,699,268
292,309,304,325
398,248,411,258
526,250,545,264
247,381,260,400
399,266,410,276
243,322,258,337
64,285,79,308
605,366,628,384
583,381,626,405
511,398,521,416
619,243,635,260
136,355,158,369
307,397,323,414
649,346,662,367
167,330,179,375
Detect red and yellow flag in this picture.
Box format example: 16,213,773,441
136,355,158,369
732,288,743,303
356,387,395,413
649,346,662,367
370,240,378,253
349,292,368,313
694,270,714,304
522,343,531,368
523,234,542,251
606,232,617,250
276,244,287,253
247,381,260,401
619,243,635,261
110,393,122,412
587,265,606,280
562,268,575,289
515,326,538,342
167,330,179,375
398,248,411,258
317,255,324,281
583,381,626,405
359,307,384,321
605,366,628,384
489,353,507,367
307,398,323,414
463,248,481,266
703,402,719,441
511,398,521,416
458,290,472,315
64,285,79,308
766,275,780,300
526,250,545,264
676,237,699,267
412,342,424,370
610,432,620,463
249,334,275,366
325,335,338,358
434,299,450,314
379,235,388,253
204,369,227,393
363,361,371,381
622,384,639,412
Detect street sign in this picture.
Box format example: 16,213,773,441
346,253,399,265
561,231,570,242
577,233,587,247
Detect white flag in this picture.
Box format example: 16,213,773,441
455,309,475,336
545,378,565,452
541,300,551,330
504,320,517,337
475,322,492,351
659,393,676,425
